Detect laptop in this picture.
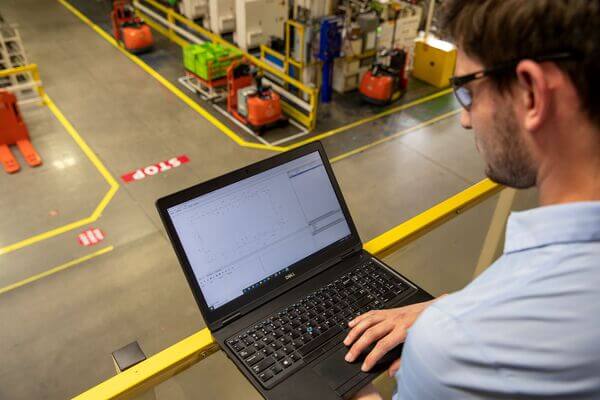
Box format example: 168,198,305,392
156,141,432,399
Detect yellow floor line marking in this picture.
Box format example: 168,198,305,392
57,0,454,153
57,0,281,153
330,109,462,163
44,94,120,220
0,95,119,256
0,246,114,296
288,88,453,150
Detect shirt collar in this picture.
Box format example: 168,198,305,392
504,201,600,254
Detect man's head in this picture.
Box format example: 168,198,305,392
441,0,600,190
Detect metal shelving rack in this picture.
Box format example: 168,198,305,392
0,17,36,101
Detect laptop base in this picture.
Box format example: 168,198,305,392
215,251,433,400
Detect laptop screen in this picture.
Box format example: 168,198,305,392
166,151,352,311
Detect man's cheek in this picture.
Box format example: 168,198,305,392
473,131,483,153
473,132,490,161
474,136,481,153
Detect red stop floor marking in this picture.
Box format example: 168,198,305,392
121,155,189,183
78,228,105,246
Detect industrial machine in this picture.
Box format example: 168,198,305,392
316,16,343,103
0,90,42,174
226,61,286,133
209,0,235,34
234,0,288,50
110,0,154,54
178,0,209,22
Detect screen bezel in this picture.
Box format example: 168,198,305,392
156,142,362,331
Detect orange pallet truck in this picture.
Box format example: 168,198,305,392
0,90,42,173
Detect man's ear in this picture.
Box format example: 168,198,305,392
515,60,551,132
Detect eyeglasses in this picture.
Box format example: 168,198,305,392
449,52,578,111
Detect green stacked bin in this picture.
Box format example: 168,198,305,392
183,42,242,81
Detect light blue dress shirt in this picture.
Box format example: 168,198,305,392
394,202,600,399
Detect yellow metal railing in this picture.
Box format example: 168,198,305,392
285,20,305,77
260,20,305,75
73,179,502,400
0,63,45,99
133,0,319,131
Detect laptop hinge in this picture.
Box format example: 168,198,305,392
221,312,242,327
341,247,360,260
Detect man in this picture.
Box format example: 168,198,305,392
346,0,600,398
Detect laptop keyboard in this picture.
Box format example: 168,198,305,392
226,260,414,389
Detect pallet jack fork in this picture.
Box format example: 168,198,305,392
0,90,42,173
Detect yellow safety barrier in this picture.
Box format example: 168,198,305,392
260,45,286,65
285,20,305,77
74,179,502,400
134,0,319,131
0,63,45,99
260,20,306,91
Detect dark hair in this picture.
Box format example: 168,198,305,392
441,0,600,126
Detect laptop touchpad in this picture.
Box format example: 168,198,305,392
313,347,361,390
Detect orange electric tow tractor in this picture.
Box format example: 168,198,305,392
110,0,154,54
0,90,42,174
226,61,287,134
359,48,409,105
359,6,409,105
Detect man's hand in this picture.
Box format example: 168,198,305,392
343,297,444,373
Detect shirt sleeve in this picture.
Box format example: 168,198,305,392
392,305,511,400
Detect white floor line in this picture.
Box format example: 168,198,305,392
270,119,311,146
179,76,311,147
212,104,273,146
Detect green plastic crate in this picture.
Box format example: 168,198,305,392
182,43,243,81
183,45,203,73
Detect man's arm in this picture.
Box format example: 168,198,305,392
393,304,507,399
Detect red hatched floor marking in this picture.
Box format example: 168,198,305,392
121,155,190,183
78,228,105,246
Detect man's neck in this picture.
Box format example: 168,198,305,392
536,124,600,206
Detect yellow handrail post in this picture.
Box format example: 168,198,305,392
30,64,45,99
309,88,318,131
0,64,44,102
284,21,292,86
166,10,175,43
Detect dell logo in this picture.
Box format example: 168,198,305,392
285,272,296,280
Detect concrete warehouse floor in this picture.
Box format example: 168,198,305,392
0,1,537,399
65,0,457,152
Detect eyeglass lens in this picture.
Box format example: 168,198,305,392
454,86,473,111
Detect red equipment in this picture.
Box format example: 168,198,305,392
0,90,42,174
226,62,286,133
111,0,154,54
359,49,409,105
359,5,409,105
